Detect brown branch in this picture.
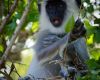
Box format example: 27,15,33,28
0,71,13,80
0,0,19,34
0,0,33,69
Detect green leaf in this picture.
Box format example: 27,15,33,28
86,59,100,70
94,29,100,43
90,48,100,60
94,19,100,25
65,15,75,32
84,19,92,29
4,21,16,37
84,19,95,37
87,4,94,13
0,45,4,52
31,21,39,32
86,27,95,37
86,34,94,45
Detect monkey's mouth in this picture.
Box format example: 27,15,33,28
51,17,62,27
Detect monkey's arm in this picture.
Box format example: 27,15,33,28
36,32,70,63
37,35,89,64
37,19,89,63
67,19,90,63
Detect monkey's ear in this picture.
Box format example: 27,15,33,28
37,0,41,13
75,0,83,9
75,0,81,7
38,3,41,13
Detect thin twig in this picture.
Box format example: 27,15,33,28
78,1,84,18
0,0,19,34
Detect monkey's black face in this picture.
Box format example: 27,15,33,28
46,0,67,27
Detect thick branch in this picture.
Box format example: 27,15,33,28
1,0,32,64
0,0,19,33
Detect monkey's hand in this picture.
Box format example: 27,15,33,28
42,34,60,48
70,19,86,41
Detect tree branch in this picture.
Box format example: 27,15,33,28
0,0,19,34
0,0,33,69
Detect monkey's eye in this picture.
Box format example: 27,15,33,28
59,4,63,8
47,5,52,9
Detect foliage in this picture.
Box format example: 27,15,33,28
65,15,75,32
0,0,100,80
79,0,100,79
0,0,39,79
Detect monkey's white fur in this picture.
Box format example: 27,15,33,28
27,0,80,78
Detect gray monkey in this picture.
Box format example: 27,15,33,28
19,0,89,80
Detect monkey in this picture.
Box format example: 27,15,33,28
19,0,90,80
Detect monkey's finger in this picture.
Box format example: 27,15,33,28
75,19,83,28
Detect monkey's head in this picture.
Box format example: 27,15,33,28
39,0,81,34
46,0,67,27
